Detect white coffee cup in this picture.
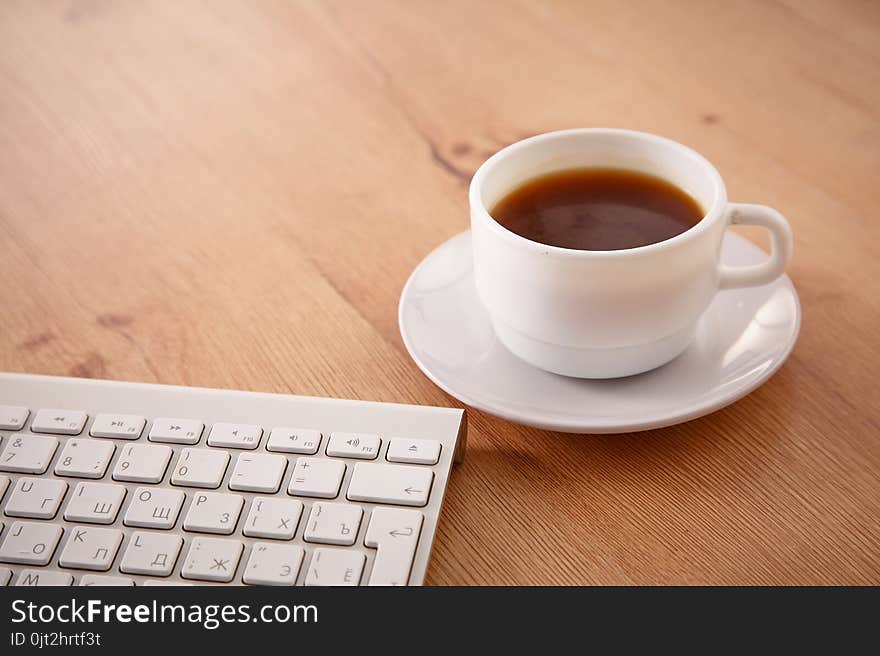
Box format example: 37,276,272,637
470,128,793,379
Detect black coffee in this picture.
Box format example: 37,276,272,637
490,168,704,251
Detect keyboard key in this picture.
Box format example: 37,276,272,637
243,497,303,540
0,521,63,565
64,482,126,524
120,531,183,577
149,418,204,445
303,502,363,546
0,567,10,585
171,448,229,488
287,457,344,498
0,434,58,474
365,507,424,586
141,580,193,586
387,438,441,465
0,406,28,430
80,575,134,586
54,438,115,478
58,526,123,571
347,463,433,507
31,409,87,435
183,492,244,535
16,569,73,586
4,477,67,519
304,548,364,586
181,537,243,583
112,443,172,483
266,427,321,454
90,414,145,439
326,432,381,460
124,487,185,529
0,475,8,501
207,423,262,450
229,453,287,493
243,543,304,586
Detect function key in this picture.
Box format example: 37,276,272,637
326,432,381,460
31,409,87,435
90,414,145,440
266,427,321,454
149,418,204,445
386,438,441,465
0,406,29,431
207,423,262,450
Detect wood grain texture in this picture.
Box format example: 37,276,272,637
1,0,878,584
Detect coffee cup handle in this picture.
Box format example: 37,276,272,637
718,203,793,290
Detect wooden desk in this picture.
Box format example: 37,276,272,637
1,1,877,584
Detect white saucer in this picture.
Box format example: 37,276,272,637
399,230,800,433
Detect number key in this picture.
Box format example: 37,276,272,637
113,444,172,483
171,448,229,488
54,439,115,478
0,435,58,474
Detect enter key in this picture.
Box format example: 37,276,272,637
365,507,424,586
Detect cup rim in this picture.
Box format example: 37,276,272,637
469,128,728,258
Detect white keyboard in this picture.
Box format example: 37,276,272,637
0,373,466,586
